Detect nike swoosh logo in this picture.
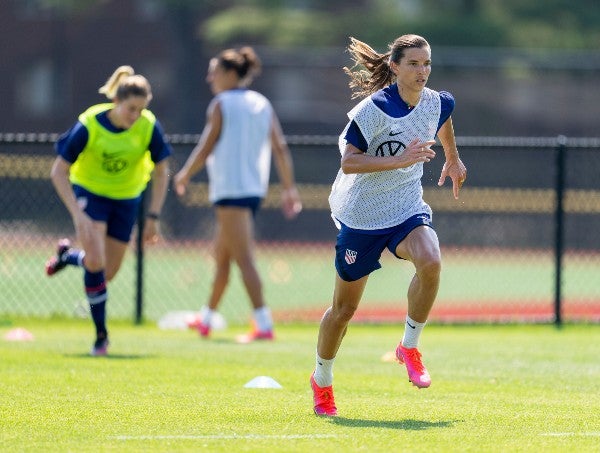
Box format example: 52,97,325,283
389,131,402,136
407,321,416,329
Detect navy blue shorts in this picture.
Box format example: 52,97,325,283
214,197,262,217
334,213,433,282
73,185,141,243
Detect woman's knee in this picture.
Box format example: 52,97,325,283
331,303,358,324
213,264,230,285
83,255,104,274
105,265,120,282
236,256,259,277
417,254,441,281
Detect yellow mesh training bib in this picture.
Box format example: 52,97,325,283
70,103,156,199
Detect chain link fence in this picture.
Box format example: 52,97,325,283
1,133,599,325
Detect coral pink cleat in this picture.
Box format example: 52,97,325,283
91,338,109,357
186,316,211,338
235,329,274,344
310,372,338,416
396,344,431,388
197,323,210,338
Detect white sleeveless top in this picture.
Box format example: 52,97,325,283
206,89,273,203
329,87,441,230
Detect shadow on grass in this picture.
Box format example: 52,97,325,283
208,338,244,345
65,353,155,360
329,417,459,430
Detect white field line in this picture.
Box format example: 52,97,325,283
113,434,342,441
541,432,600,437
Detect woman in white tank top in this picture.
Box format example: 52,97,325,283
174,47,302,343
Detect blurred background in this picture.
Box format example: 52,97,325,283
1,0,599,325
1,0,599,135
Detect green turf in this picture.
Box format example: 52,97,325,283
1,320,599,452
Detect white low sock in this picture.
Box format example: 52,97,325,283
313,353,334,387
200,306,214,326
253,306,273,332
401,315,426,349
77,251,85,267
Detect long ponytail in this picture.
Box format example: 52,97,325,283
98,65,152,101
343,35,430,99
343,37,394,99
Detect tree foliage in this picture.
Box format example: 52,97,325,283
199,0,599,49
38,0,600,49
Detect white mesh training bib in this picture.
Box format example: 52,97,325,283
207,89,273,203
329,87,441,230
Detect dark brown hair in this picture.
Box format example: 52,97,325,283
217,46,262,86
344,35,430,99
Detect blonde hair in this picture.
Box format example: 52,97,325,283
344,35,430,99
98,65,153,102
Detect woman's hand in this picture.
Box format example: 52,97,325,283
173,169,190,196
143,218,161,245
438,158,467,199
401,138,437,166
281,186,302,220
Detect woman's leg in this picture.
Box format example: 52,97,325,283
394,225,441,323
317,274,369,360
311,274,368,416
314,274,368,385
207,220,232,311
393,225,441,387
215,206,264,309
104,236,130,282
78,221,111,354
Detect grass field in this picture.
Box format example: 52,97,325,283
1,319,599,452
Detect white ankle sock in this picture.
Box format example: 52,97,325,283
401,315,426,349
254,306,273,332
200,306,214,326
313,353,334,387
77,251,85,267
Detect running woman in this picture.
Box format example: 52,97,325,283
174,46,302,343
311,35,467,416
46,65,171,356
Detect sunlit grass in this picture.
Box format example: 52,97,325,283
1,320,599,452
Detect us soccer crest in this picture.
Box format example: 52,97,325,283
345,249,357,265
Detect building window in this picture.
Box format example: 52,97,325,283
15,60,55,117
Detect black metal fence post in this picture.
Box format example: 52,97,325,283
135,189,146,325
554,135,567,327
